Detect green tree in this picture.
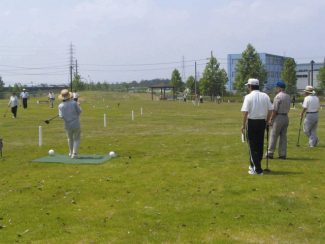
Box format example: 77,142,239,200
186,75,196,94
0,76,5,91
72,74,86,91
234,44,267,92
317,58,325,92
170,69,183,92
199,55,228,99
281,58,297,95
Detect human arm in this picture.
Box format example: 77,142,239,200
241,112,248,134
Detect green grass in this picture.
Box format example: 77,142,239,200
0,91,324,243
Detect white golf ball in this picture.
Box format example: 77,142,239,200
109,151,116,157
48,149,55,156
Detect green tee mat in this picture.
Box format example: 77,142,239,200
32,154,112,164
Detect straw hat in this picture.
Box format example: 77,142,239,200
58,89,72,101
304,85,314,94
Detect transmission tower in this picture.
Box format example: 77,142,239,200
69,43,74,91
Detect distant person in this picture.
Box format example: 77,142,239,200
58,89,82,159
72,90,79,102
241,78,273,175
300,86,320,147
266,81,291,160
8,92,19,118
20,88,29,109
216,95,221,104
199,95,203,103
292,95,296,108
48,91,55,108
183,94,187,102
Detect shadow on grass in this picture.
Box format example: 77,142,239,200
264,171,303,175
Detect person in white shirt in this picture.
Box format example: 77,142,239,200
48,91,55,108
72,90,79,102
300,86,320,147
8,92,19,118
241,78,273,175
20,88,29,109
58,89,82,159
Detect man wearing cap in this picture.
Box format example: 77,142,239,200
241,78,273,175
20,88,29,109
58,89,82,159
266,81,291,159
301,86,320,147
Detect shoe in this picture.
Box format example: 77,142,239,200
265,154,273,159
279,156,286,160
71,153,78,159
256,172,264,175
248,170,256,175
314,138,319,147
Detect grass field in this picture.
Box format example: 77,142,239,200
0,91,324,243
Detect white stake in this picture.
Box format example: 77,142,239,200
104,113,107,127
140,107,143,116
39,126,42,147
132,110,134,121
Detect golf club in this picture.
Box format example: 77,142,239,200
264,125,271,173
44,114,59,124
297,116,303,147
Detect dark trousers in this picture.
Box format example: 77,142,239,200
247,119,266,173
11,106,17,118
22,98,28,109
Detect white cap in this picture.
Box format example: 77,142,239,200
245,78,259,86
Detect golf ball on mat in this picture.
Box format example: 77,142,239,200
48,149,55,156
109,151,116,157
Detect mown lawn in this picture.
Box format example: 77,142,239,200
0,91,324,243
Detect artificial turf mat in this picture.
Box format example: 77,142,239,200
32,154,111,164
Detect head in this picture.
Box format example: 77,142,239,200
303,85,314,96
58,89,72,101
245,78,260,91
275,80,286,92
22,88,26,92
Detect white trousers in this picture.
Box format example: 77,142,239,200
65,128,81,155
303,113,318,147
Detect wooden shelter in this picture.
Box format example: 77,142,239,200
149,85,175,100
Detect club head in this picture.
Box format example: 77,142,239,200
44,120,50,124
264,168,271,173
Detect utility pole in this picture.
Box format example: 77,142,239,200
182,56,186,82
311,60,315,87
75,59,78,77
194,61,197,97
69,43,74,92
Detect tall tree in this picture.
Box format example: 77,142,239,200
170,69,183,92
281,58,297,95
199,55,228,99
0,76,4,91
317,58,325,92
186,75,195,94
234,44,267,92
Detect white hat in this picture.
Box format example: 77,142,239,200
304,85,314,94
245,78,259,86
58,89,72,101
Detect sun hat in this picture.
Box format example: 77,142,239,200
276,80,286,89
245,78,259,86
304,85,314,94
58,89,72,101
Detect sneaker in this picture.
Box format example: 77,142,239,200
71,153,78,159
279,156,286,160
248,170,256,175
256,172,264,175
265,154,273,159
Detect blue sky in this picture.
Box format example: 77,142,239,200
0,0,324,85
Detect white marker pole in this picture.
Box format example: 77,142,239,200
104,113,107,127
132,110,134,121
140,107,143,116
39,126,42,147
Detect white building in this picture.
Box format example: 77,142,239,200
296,62,323,91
